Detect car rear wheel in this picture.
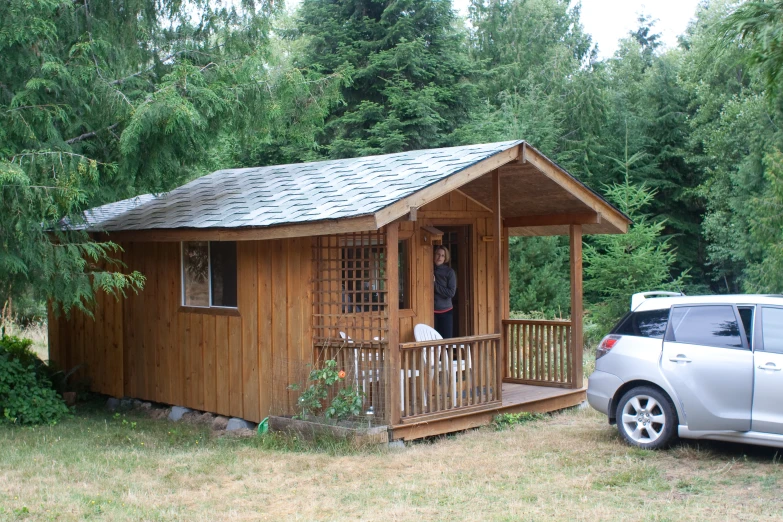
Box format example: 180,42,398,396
615,386,677,450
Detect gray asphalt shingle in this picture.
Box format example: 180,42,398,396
86,140,522,232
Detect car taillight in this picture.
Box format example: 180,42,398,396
596,335,622,360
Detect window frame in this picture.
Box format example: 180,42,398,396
398,236,413,312
759,306,783,354
339,236,386,314
180,241,238,311
664,303,749,351
612,308,671,339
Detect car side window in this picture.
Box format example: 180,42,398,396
762,307,783,354
614,309,670,338
738,306,754,348
668,305,745,349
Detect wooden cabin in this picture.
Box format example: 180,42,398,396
48,141,630,440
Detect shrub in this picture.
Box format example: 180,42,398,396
289,359,364,422
0,335,44,372
0,335,69,425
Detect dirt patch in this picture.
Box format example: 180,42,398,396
148,407,171,420
182,411,216,425
211,416,229,431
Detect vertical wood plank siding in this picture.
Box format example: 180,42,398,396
410,186,507,341
48,239,313,423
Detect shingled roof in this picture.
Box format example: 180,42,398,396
88,141,523,232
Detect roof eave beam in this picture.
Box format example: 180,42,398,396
504,212,601,228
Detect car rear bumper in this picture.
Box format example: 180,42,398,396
587,370,624,417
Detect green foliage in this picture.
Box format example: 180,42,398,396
492,411,545,430
681,0,783,291
584,179,686,339
290,359,364,422
458,0,592,152
745,149,783,292
325,386,364,420
0,0,340,315
720,0,783,100
0,334,36,365
0,335,69,425
508,236,570,317
292,0,478,157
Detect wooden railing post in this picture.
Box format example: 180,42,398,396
569,225,584,389
386,223,401,425
492,169,503,402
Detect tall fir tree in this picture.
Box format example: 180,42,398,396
291,0,479,158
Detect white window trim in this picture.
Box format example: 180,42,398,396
181,241,238,309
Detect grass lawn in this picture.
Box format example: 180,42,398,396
2,401,783,521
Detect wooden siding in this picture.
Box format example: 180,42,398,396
49,183,512,426
48,239,312,423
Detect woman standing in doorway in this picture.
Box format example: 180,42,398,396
433,245,457,338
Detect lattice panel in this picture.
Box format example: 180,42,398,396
313,230,389,345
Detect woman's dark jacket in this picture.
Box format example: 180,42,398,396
434,264,457,311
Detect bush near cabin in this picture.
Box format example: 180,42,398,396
0,335,69,425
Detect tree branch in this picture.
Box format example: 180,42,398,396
65,123,119,144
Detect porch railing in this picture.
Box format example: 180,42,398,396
503,319,574,388
398,334,501,420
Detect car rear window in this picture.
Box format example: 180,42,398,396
613,309,670,338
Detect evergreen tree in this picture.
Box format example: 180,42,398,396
584,177,687,339
459,0,593,153
508,236,570,316
720,0,783,100
745,149,783,292
291,0,478,158
680,0,783,292
0,0,337,314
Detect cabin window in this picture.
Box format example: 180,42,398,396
341,240,386,313
181,241,238,308
398,239,411,310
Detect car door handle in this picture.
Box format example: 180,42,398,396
758,363,782,371
669,354,692,363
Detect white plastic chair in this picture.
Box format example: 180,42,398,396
413,324,471,408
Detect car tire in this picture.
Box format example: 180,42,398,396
615,386,677,450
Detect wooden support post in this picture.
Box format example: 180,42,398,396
569,224,584,389
386,223,401,425
493,170,503,400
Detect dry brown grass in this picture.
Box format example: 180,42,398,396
3,404,783,521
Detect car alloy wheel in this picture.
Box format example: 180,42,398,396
616,386,677,449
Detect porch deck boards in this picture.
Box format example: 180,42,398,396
390,382,586,440
501,382,580,408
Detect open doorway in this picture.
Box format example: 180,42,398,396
439,226,473,337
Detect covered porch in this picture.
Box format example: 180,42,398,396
310,143,630,439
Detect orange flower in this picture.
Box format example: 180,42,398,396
338,370,346,379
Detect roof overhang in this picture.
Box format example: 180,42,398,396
88,141,630,242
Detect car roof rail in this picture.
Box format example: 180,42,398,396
631,291,685,311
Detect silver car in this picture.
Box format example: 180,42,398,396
588,292,783,449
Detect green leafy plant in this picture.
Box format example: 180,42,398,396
0,335,69,425
0,335,41,373
289,359,364,422
492,412,545,431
